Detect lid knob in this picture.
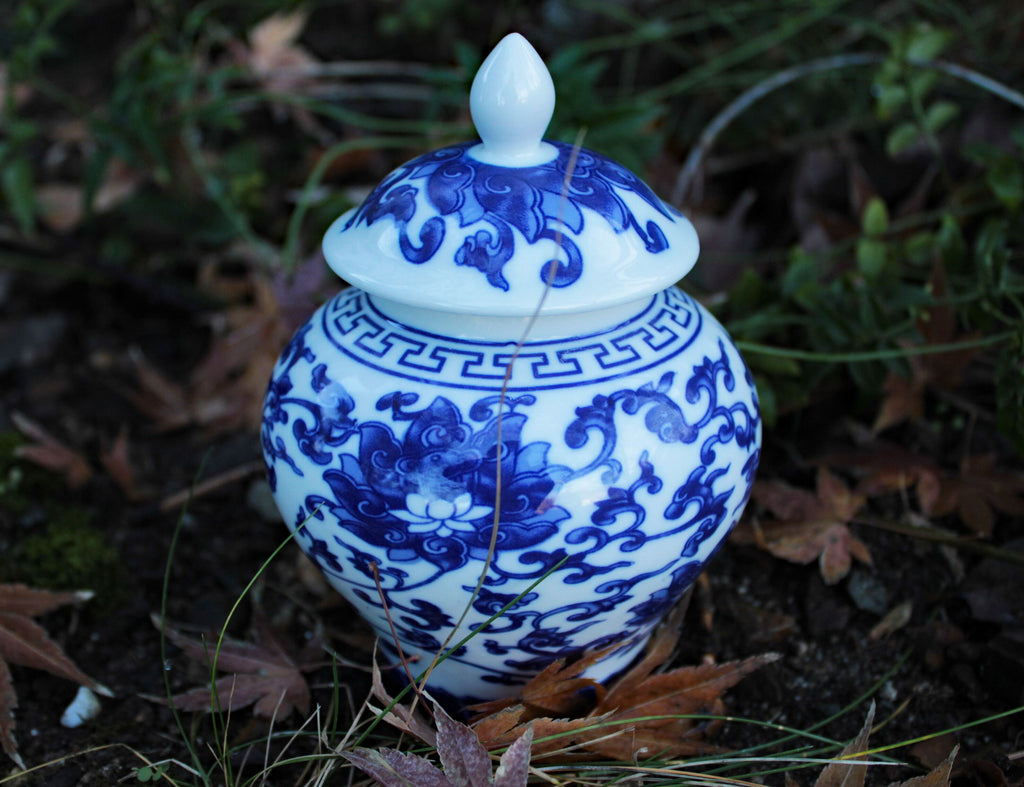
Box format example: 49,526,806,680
469,33,557,166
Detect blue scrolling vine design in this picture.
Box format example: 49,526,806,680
262,324,760,681
341,141,680,291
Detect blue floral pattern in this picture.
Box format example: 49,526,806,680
262,289,760,700
341,141,680,291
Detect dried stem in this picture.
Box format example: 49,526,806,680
412,130,588,699
673,53,1024,204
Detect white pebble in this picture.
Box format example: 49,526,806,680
61,686,102,728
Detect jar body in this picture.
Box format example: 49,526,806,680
262,286,760,704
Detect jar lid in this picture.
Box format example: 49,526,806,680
322,33,698,317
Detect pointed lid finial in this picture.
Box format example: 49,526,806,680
322,32,699,316
469,33,557,166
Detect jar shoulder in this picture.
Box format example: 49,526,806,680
289,286,740,395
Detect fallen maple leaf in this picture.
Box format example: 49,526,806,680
344,696,533,787
0,584,112,768
874,260,979,432
822,440,944,514
925,454,1024,538
11,411,93,489
466,646,618,758
814,703,875,787
814,702,957,787
745,468,871,584
128,265,304,434
896,745,958,787
468,645,610,721
366,596,775,765
99,426,143,501
152,607,323,719
582,652,779,761
367,657,437,748
821,442,1024,536
465,600,777,761
225,9,330,140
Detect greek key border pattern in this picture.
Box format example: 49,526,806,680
321,288,702,391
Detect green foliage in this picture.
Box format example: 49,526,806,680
1,0,78,234
873,23,960,156
376,0,466,37
857,197,890,279
544,46,667,172
3,0,1022,456
133,762,170,782
1,511,126,613
996,328,1024,455
966,134,1024,213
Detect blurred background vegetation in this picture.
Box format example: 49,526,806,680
2,0,1023,447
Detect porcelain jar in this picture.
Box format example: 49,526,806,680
262,33,761,705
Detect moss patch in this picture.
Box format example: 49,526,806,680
1,510,126,615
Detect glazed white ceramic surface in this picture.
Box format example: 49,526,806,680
262,33,760,704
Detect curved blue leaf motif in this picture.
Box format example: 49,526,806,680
625,561,705,627
301,393,572,577
342,141,678,290
261,287,761,700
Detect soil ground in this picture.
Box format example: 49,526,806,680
1,3,1023,783
1,272,1022,784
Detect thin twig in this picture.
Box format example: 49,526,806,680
159,461,264,512
854,517,1024,566
413,131,588,697
236,60,456,81
673,53,1024,204
370,562,423,697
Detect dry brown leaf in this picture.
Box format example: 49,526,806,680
814,702,875,787
128,266,301,434
227,10,328,138
100,426,142,500
825,441,943,512
826,441,1024,536
470,705,526,746
368,657,437,748
874,368,926,434
581,653,778,760
926,454,1024,537
602,590,690,701
874,260,979,432
891,745,958,787
247,10,316,81
910,734,958,770
467,645,611,721
750,468,871,584
376,595,774,764
35,184,84,232
468,604,776,761
474,705,614,758
11,411,93,488
153,608,323,719
0,584,111,768
869,600,913,640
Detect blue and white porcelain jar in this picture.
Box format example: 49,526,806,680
262,33,761,704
